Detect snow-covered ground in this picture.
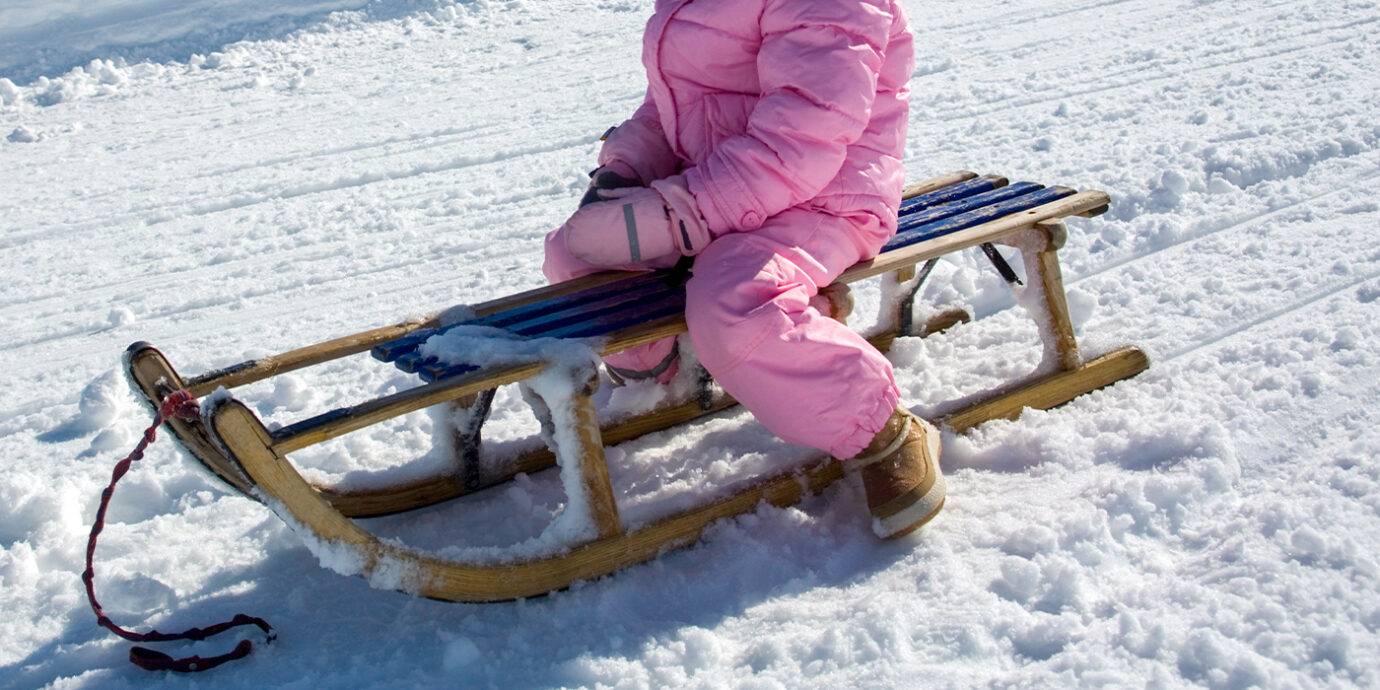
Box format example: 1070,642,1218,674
3,0,1379,686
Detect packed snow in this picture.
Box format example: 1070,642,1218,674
2,0,1379,687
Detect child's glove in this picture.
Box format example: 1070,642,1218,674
579,161,642,208
563,177,711,266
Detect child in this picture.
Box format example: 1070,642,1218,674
543,0,942,538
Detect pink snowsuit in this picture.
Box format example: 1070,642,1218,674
545,0,915,459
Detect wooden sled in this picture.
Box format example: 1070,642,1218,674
125,170,1148,601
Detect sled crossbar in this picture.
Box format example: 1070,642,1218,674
123,170,1148,602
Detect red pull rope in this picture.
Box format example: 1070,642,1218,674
83,390,274,672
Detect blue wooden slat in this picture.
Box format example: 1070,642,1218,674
393,350,436,373
474,270,671,329
407,291,685,380
370,271,672,363
371,327,439,362
884,186,1075,252
273,407,354,443
543,292,687,340
505,285,680,338
419,362,480,383
896,182,1045,235
899,175,1002,215
564,299,688,339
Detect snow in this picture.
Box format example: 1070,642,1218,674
2,0,1379,687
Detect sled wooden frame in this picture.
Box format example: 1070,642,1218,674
125,170,1149,601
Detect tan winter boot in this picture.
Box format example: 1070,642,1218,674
847,408,946,538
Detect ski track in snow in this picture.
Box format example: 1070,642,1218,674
2,0,1379,687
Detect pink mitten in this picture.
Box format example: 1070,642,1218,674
563,178,711,266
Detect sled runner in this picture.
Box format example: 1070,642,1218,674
125,170,1148,601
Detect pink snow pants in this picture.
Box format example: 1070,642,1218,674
543,208,900,459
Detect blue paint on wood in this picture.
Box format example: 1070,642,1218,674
895,182,1045,236
899,175,1001,215
542,292,686,340
370,271,671,363
504,284,681,337
416,295,685,381
393,350,435,373
370,327,438,362
474,271,670,329
271,406,356,444
884,186,1074,252
419,362,480,383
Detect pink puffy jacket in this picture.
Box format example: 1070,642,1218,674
599,0,914,241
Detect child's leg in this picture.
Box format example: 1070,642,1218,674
684,209,900,459
542,226,681,380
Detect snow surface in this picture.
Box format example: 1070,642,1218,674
2,0,1379,687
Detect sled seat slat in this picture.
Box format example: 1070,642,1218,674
898,180,1041,227
888,185,1077,250
898,173,1007,212
376,282,681,380
385,284,686,381
373,175,1079,381
415,293,687,382
369,272,681,362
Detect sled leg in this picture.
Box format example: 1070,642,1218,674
869,261,971,353
521,370,623,540
570,374,623,539
443,390,495,492
1030,220,1080,371
940,221,1145,430
998,221,1081,372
